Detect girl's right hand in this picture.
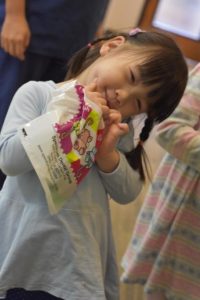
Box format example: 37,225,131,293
85,81,110,121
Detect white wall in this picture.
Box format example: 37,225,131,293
104,0,146,30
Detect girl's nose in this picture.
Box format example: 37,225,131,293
116,87,131,103
115,90,121,104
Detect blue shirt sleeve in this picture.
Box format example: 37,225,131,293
0,81,54,175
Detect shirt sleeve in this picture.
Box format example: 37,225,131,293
97,119,143,204
0,81,52,176
98,152,143,204
156,63,200,172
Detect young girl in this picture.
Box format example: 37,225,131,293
121,64,200,300
0,29,187,300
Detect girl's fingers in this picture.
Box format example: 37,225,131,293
84,79,98,93
101,105,110,117
109,123,129,139
86,92,108,115
117,123,129,135
85,81,110,120
107,110,122,124
85,83,107,106
99,122,129,155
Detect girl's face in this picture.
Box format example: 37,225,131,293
78,37,153,119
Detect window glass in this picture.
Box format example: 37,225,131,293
153,0,200,40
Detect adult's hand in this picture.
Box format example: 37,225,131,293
0,15,31,60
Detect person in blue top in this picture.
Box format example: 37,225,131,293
0,29,187,299
0,0,109,188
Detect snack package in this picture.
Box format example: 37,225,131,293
20,80,104,214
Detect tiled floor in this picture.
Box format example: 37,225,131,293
110,125,166,300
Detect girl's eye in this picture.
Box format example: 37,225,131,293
130,70,135,83
136,98,141,112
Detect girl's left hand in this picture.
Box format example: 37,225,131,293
95,110,129,172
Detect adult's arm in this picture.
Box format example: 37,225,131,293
0,0,31,60
156,63,200,172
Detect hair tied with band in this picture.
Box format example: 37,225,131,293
87,43,92,48
129,27,145,36
138,140,144,147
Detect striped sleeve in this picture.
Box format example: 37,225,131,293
156,63,200,172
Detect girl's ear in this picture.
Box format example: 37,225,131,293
100,36,126,56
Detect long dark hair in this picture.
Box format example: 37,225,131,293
66,30,188,181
